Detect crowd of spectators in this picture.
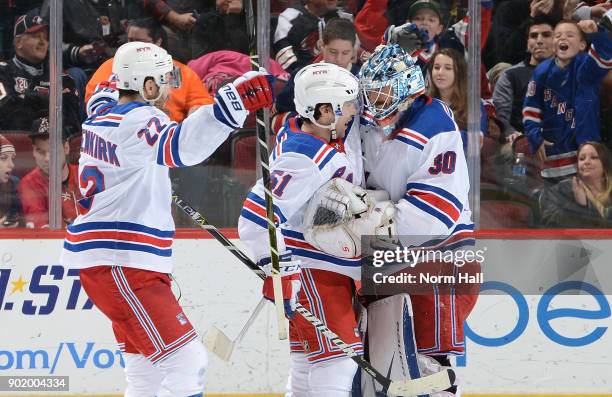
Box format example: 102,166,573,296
0,0,610,229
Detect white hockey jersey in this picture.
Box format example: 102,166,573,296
368,96,475,249
238,117,364,280
61,85,247,273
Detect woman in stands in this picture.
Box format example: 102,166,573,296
540,141,612,227
427,48,489,151
0,135,21,227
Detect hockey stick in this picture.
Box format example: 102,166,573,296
203,296,267,361
245,0,287,340
171,194,456,395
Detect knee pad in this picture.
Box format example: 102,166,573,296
124,353,162,397
156,339,208,397
308,357,357,397
286,352,309,397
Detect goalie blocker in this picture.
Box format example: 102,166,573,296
303,178,397,258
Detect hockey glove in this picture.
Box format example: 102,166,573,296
233,70,275,113
258,253,301,319
303,178,372,229
385,23,429,55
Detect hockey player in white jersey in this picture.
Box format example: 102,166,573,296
237,62,393,396
60,41,274,397
304,44,480,395
361,44,480,395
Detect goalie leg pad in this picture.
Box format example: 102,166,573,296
362,294,455,396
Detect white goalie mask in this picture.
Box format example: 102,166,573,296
112,41,181,104
359,44,426,135
293,62,361,132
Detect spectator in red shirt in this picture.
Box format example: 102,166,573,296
17,117,81,228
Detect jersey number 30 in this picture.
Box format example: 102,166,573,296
429,151,456,175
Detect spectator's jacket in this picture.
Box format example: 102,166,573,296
191,9,249,58
273,5,351,73
540,178,612,228
187,50,289,96
0,56,82,131
354,0,389,52
523,27,612,178
493,59,536,134
41,0,124,68
17,164,81,228
85,58,214,123
136,0,203,19
274,4,322,73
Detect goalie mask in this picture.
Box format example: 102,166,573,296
294,63,361,135
359,44,426,135
112,41,181,104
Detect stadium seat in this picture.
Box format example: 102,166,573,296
480,200,534,228
231,128,257,188
480,135,500,185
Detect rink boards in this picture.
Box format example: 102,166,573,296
0,229,611,395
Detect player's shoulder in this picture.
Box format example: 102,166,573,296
87,101,163,127
399,97,458,140
275,120,340,170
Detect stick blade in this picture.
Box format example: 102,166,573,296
387,368,455,396
203,326,234,361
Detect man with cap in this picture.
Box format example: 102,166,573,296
0,8,82,131
0,134,22,228
388,0,445,71
16,116,81,228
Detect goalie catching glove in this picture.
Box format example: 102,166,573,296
303,178,397,258
258,253,301,319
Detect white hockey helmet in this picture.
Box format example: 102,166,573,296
112,41,180,103
293,62,360,130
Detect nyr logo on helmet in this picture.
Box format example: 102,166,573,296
312,70,328,75
136,46,152,53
